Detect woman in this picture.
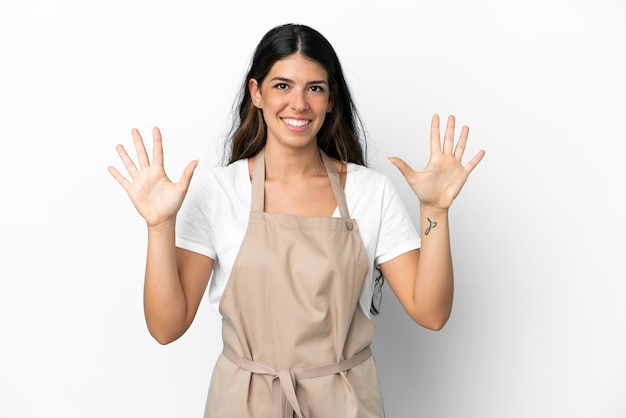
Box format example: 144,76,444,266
109,23,484,418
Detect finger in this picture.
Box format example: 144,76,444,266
453,125,469,160
107,165,131,190
152,126,164,167
178,159,199,191
430,114,441,154
463,150,486,175
115,143,139,178
131,128,151,168
443,115,455,155
387,156,415,180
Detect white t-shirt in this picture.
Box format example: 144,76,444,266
175,158,421,317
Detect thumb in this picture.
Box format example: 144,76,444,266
178,159,199,190
387,157,415,179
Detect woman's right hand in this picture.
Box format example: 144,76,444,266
108,127,198,228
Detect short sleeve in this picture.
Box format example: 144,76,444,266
176,163,217,260
374,177,421,265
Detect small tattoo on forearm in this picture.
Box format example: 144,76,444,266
425,218,437,236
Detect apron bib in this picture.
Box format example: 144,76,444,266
204,149,383,418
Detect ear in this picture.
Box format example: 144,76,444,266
249,78,262,108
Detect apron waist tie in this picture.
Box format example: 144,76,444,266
222,346,372,418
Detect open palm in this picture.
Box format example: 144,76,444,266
108,127,198,227
389,114,485,210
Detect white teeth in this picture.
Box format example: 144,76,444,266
283,118,309,127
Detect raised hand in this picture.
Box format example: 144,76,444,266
388,114,485,211
108,127,198,228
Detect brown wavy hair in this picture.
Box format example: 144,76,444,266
225,23,367,165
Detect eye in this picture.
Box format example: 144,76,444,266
309,85,325,93
274,83,288,90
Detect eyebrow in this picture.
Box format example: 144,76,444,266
270,76,329,86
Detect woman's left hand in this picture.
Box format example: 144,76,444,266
389,114,485,210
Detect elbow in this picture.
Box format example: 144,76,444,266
152,333,178,345
411,310,451,331
147,323,184,345
145,311,190,345
150,330,182,345
421,318,448,331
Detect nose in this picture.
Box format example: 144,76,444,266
290,90,309,112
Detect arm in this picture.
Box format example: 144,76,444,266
109,127,212,344
383,114,485,330
144,222,213,344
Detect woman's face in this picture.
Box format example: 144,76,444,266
249,53,333,153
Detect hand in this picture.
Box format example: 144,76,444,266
108,127,198,228
388,114,485,211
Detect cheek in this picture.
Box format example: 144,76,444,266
311,96,331,112
263,94,287,109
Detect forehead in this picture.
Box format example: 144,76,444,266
267,53,328,81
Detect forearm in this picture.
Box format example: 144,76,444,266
144,219,188,344
413,204,454,329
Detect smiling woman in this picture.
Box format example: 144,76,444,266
108,23,484,417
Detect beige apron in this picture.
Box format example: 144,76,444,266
204,149,384,418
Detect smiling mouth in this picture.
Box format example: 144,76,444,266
282,118,311,127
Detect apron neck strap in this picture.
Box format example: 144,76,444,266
251,148,266,213
251,148,351,219
320,151,350,220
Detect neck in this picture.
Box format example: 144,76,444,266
263,142,325,180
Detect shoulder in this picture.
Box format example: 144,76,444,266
190,158,249,191
345,163,413,223
345,163,394,195
344,164,393,217
181,159,250,215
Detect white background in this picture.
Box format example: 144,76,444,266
1,1,625,417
